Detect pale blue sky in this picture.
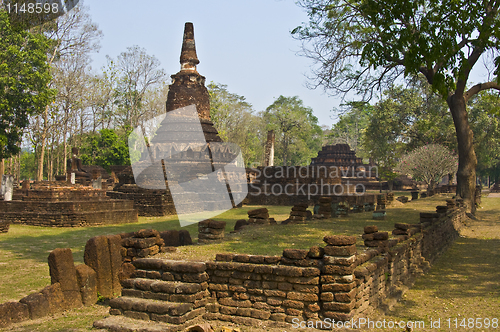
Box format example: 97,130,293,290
82,0,343,127
82,0,494,129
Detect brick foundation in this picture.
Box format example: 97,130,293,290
94,199,466,331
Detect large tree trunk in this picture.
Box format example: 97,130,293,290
447,93,477,213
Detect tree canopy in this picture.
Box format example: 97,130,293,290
208,82,265,167
263,96,322,166
0,9,55,160
293,0,500,211
396,144,458,191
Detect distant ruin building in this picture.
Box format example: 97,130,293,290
108,23,239,218
245,143,381,206
0,145,138,227
310,144,363,169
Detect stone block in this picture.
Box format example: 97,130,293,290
362,233,375,240
118,262,136,283
84,235,113,298
107,234,123,297
247,208,268,216
273,266,303,277
135,229,159,238
373,232,389,240
324,244,357,256
160,230,181,247
392,229,409,235
75,264,98,305
234,219,249,231
40,283,65,313
323,235,356,246
179,230,192,245
47,247,82,308
307,246,324,258
0,302,29,328
364,225,378,234
20,292,50,319
282,249,308,260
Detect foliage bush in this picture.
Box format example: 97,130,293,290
396,144,458,190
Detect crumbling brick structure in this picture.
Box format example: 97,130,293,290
0,182,137,227
93,198,466,331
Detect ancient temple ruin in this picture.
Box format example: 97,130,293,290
310,144,363,169
0,150,138,227
108,23,246,222
245,143,381,206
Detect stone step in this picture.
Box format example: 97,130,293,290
109,297,206,325
93,315,196,332
122,278,205,295
120,278,210,306
131,259,209,285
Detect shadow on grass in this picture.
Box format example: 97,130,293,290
0,206,287,265
0,197,452,266
418,237,500,299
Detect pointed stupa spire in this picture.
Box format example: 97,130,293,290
180,22,200,71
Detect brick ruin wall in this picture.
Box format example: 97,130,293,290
0,200,137,227
1,201,465,329
113,203,465,329
0,187,138,227
245,166,364,206
106,186,177,217
200,205,464,327
0,229,191,329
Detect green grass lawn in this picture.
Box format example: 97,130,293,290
0,193,462,331
370,195,500,331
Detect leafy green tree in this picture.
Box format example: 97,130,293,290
362,90,405,189
208,82,265,167
79,128,131,171
263,96,322,166
293,0,500,212
19,150,37,180
29,3,102,180
328,101,371,159
396,144,458,192
0,9,55,160
468,91,500,185
363,81,456,188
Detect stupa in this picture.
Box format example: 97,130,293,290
310,144,363,169
109,23,246,221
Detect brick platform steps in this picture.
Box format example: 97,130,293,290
1,209,138,227
0,200,138,227
93,315,194,332
94,259,211,332
109,296,205,324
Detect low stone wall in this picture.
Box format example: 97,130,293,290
0,220,9,233
94,200,465,330
204,200,465,327
0,227,192,329
204,253,321,327
352,206,464,319
0,200,138,227
0,249,92,328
